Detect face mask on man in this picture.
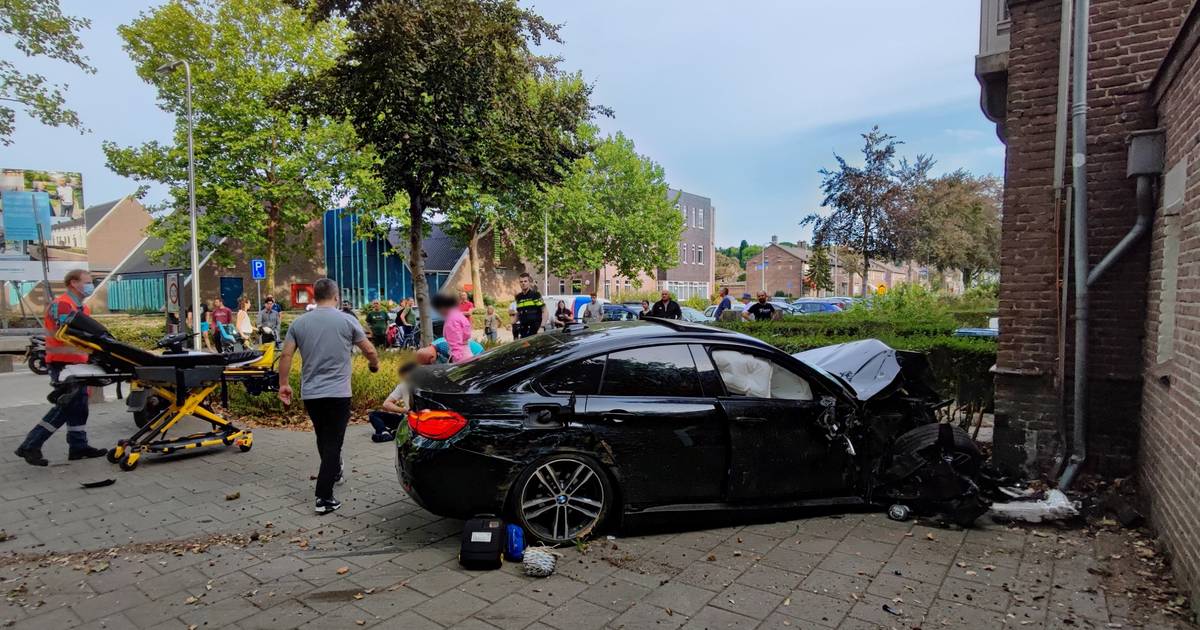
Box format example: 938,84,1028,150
81,283,94,297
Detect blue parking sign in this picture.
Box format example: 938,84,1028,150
251,259,266,280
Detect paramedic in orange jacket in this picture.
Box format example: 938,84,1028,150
14,269,107,466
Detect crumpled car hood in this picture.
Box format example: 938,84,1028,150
793,338,906,402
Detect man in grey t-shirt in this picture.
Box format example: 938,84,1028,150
278,278,379,514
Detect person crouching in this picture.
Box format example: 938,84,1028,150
367,360,416,443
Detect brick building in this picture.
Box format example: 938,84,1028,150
976,0,1199,604
744,238,808,297
547,187,716,300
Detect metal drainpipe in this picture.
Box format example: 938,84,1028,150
1059,0,1090,492
1087,175,1154,287
1053,0,1075,479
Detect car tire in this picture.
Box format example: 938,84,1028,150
510,453,616,545
891,422,981,475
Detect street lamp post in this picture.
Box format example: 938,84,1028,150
156,58,202,350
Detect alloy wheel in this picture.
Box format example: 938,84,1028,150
519,458,606,542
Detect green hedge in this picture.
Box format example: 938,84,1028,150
719,314,996,411
227,352,410,426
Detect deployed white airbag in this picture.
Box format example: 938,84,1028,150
712,350,812,400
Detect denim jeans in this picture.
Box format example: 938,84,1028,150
368,411,405,436
20,364,91,451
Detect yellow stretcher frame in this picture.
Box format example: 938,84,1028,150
54,324,277,471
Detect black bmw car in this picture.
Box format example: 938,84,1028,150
396,319,985,543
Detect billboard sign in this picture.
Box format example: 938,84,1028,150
0,259,84,282
1,191,54,241
0,168,84,219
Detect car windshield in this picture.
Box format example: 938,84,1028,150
444,334,565,387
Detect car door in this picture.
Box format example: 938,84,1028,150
580,344,727,507
708,346,855,502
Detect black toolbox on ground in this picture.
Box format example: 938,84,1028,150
459,516,505,570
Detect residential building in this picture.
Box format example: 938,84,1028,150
546,188,716,300
742,237,961,298
660,188,715,300
744,237,808,297
50,217,85,249
975,0,1198,605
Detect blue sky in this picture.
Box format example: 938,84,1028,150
5,0,1003,247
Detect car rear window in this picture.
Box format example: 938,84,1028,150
539,355,605,395
600,344,702,397
445,334,564,387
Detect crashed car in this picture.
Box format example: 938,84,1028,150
395,319,986,543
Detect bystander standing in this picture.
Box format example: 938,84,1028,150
277,278,379,514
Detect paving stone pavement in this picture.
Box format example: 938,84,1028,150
0,370,1194,629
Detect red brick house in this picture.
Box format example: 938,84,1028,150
977,0,1199,604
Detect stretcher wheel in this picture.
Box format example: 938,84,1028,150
106,445,124,464
119,452,140,472
237,436,253,452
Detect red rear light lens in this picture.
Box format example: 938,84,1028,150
408,410,467,440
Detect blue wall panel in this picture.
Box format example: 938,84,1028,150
323,209,449,308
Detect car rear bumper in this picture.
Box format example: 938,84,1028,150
395,434,519,519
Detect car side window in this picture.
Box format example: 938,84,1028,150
600,345,702,397
539,356,604,396
710,349,813,401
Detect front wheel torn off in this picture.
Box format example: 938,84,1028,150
870,423,989,527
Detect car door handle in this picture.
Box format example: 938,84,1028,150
602,410,636,423
733,416,769,424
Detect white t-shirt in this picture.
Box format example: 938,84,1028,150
387,382,409,408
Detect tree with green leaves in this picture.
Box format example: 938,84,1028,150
802,126,932,297
0,0,93,144
805,246,833,293
518,129,682,288
441,182,513,309
714,250,741,284
291,0,595,342
908,170,1001,288
103,0,383,294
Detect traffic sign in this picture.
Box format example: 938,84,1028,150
166,273,180,313
251,259,267,280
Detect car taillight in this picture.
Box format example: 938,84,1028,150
408,410,467,440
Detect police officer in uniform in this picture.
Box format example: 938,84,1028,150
513,272,545,339
14,269,107,466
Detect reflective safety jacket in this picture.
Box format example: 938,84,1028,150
44,290,91,364
514,289,545,324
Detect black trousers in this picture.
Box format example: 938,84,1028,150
303,397,352,500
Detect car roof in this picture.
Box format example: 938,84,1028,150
445,319,765,389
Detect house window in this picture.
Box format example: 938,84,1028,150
696,247,703,265
678,204,686,221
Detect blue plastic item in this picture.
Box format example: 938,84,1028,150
505,524,525,562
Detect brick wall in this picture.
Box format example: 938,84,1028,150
994,0,1190,476
1141,3,1200,607
744,245,805,297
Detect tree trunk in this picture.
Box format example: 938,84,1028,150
961,267,973,290
409,193,433,344
468,228,483,310
860,235,871,298
266,201,279,297
592,268,601,297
